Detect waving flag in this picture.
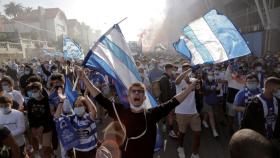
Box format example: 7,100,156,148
83,24,157,108
64,76,79,106
174,10,251,65
63,36,84,60
83,24,162,151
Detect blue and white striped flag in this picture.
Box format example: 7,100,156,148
83,24,162,151
64,76,79,106
174,10,251,65
83,24,157,108
63,36,84,60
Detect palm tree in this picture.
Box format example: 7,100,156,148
4,2,23,18
23,7,33,16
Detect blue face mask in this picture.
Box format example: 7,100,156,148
27,91,32,97
32,92,41,99
246,83,258,90
2,85,11,92
74,106,86,117
0,107,11,114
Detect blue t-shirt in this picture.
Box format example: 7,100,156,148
203,81,219,106
234,88,261,107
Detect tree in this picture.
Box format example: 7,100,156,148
4,2,23,18
23,7,33,16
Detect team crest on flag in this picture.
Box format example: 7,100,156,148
174,10,251,65
63,36,84,60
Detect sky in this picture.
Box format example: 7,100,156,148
0,0,167,41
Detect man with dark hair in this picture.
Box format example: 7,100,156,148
27,82,54,158
233,74,262,127
19,65,34,90
159,63,177,138
48,73,65,114
229,129,278,158
175,64,201,158
241,77,280,145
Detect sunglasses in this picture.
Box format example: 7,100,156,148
131,89,145,94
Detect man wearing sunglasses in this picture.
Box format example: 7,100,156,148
76,68,195,158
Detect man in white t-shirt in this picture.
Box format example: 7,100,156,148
0,96,26,157
225,63,245,134
175,64,201,158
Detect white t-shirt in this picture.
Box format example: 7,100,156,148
175,80,197,114
0,109,26,146
225,67,244,90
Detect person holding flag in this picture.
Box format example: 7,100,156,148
75,68,195,158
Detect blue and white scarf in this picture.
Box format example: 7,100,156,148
257,95,279,139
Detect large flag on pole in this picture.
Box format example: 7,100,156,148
83,24,157,108
63,36,84,60
82,24,162,151
174,10,251,65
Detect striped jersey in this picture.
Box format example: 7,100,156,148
69,113,97,151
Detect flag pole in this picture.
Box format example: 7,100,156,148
116,17,127,25
90,17,127,51
82,17,128,66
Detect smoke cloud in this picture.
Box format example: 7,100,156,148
141,0,209,53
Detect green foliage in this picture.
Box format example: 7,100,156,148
4,2,23,18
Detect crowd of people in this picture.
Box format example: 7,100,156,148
0,52,279,158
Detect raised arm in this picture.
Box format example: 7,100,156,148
151,81,196,122
84,91,97,120
175,69,191,85
75,68,122,118
54,103,63,119
174,81,196,103
76,68,101,98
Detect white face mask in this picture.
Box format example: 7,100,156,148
208,76,214,81
246,83,258,90
0,107,11,114
74,106,86,117
24,70,30,75
32,92,41,99
2,85,11,92
130,104,146,112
